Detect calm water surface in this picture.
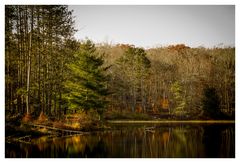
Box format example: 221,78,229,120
5,123,235,158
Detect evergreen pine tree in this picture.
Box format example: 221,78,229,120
64,40,108,118
202,87,221,119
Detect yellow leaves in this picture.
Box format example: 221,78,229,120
64,109,100,130
66,122,80,129
161,98,169,110
38,127,48,133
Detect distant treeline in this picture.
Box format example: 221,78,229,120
98,43,235,119
5,5,234,120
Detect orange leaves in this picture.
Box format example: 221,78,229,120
37,112,48,123
22,113,32,123
161,98,169,110
168,44,190,53
135,105,142,113
116,43,135,50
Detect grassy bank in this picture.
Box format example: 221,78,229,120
104,110,152,120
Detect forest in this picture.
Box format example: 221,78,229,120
5,5,235,132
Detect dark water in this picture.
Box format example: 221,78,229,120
5,123,235,158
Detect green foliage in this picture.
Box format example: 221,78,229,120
170,81,187,116
5,4,235,121
115,46,151,112
16,88,27,96
202,87,221,118
5,5,76,117
118,47,151,81
64,40,109,116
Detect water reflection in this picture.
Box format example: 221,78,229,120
5,124,235,158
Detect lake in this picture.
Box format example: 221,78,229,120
5,123,235,158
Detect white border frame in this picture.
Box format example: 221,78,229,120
1,0,239,162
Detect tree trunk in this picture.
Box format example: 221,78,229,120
26,6,32,115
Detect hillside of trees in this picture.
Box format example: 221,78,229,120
5,5,235,129
98,43,235,120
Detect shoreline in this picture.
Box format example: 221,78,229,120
107,120,235,124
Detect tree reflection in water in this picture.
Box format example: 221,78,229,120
5,124,235,158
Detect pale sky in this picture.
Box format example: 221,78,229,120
69,5,235,48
